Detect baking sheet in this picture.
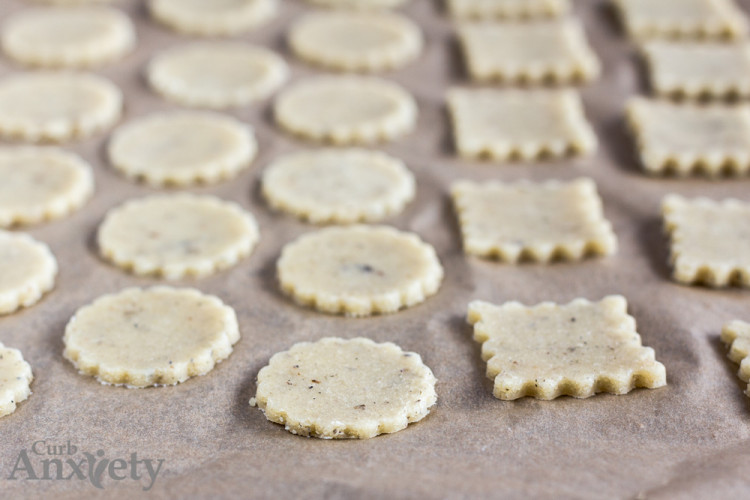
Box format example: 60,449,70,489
1,0,750,498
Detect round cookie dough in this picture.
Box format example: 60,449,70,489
262,149,415,224
305,0,410,9
0,231,57,315
277,225,443,316
0,343,33,418
274,76,417,145
288,11,422,72
107,111,256,187
2,7,136,68
0,72,122,142
252,337,437,439
63,287,240,388
98,194,260,280
149,0,277,36
147,42,288,109
0,148,93,228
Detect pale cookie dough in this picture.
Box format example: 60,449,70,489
721,320,750,395
0,147,93,228
108,112,256,187
0,343,33,418
288,12,422,73
63,287,240,388
452,178,617,263
274,76,417,145
2,7,135,68
147,42,288,109
468,296,667,400
0,72,122,142
447,0,569,20
613,0,747,40
98,194,259,280
458,19,600,84
447,88,597,161
627,97,750,176
149,0,277,36
304,0,410,9
662,194,750,287
0,231,57,315
277,225,443,316
262,149,415,224
253,337,437,439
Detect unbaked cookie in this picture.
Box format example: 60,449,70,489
149,0,277,36
277,225,443,316
0,72,122,142
447,0,569,20
0,147,93,228
0,231,57,315
98,194,259,280
262,149,415,224
147,42,288,109
721,320,750,395
63,287,240,388
0,343,33,418
288,11,422,72
274,76,417,145
108,111,256,187
305,0,410,9
252,337,437,439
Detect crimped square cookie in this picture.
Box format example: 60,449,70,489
447,0,569,20
721,320,750,396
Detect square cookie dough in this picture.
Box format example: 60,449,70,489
451,178,617,262
721,320,750,392
447,0,569,20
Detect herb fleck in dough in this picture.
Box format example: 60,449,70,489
0,343,33,418
0,231,57,315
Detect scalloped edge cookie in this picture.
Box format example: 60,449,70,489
304,0,410,9
0,231,57,315
0,343,33,418
149,0,277,36
721,320,750,395
447,0,569,20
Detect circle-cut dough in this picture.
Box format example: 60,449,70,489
305,0,410,9
262,149,415,224
108,111,256,187
0,147,93,228
98,194,260,280
0,343,33,418
147,42,288,109
288,12,422,72
277,225,443,316
0,72,122,142
274,76,417,144
149,0,277,36
253,337,437,439
0,231,57,315
63,286,240,388
2,7,136,68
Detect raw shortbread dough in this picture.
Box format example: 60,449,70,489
451,178,617,262
288,11,422,72
721,320,750,395
2,7,135,68
277,225,443,316
305,0,410,9
0,72,122,142
108,111,256,187
252,337,437,439
274,76,417,145
149,0,277,36
467,296,667,400
147,42,288,109
447,88,597,161
458,19,600,84
0,231,57,315
0,343,33,418
98,194,259,280
63,287,240,388
0,147,93,228
447,0,569,20
262,149,415,224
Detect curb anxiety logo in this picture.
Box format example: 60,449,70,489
6,441,164,491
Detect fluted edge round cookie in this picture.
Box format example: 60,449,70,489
277,225,443,316
98,194,260,280
305,0,410,9
262,149,415,224
108,111,256,187
0,72,122,142
274,76,417,145
63,286,240,388
0,231,57,315
0,343,33,418
2,7,136,68
289,11,422,72
252,337,437,439
149,0,277,36
147,42,288,109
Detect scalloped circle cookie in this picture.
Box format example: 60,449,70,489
0,343,33,418
0,231,57,315
305,0,410,9
149,0,277,36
